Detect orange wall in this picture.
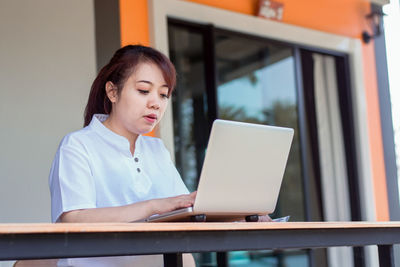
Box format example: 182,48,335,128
119,0,389,220
188,0,371,38
362,42,388,221
119,0,150,46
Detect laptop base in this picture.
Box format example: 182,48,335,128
245,215,259,222
190,214,206,222
144,212,263,222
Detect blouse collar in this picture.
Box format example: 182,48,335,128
88,114,141,158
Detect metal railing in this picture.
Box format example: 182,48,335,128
1,222,399,267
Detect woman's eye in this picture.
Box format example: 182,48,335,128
138,89,149,94
160,93,169,99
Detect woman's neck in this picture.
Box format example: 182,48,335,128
102,115,138,155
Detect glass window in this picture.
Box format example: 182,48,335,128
215,31,305,221
167,20,335,267
168,23,209,191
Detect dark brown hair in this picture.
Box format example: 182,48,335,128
84,45,176,126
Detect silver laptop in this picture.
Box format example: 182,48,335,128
142,119,294,222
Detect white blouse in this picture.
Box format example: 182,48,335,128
49,114,188,223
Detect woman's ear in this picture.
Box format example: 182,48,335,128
105,81,118,103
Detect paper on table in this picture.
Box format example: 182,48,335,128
272,216,290,222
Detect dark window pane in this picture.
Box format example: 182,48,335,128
168,24,209,191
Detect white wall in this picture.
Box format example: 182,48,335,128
0,0,96,224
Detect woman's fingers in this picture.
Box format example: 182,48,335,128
258,215,272,222
174,191,196,206
154,192,197,215
177,193,195,207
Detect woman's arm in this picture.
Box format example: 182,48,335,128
60,192,196,223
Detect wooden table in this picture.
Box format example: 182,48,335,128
1,222,400,266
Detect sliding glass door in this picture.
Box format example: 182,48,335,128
168,18,359,267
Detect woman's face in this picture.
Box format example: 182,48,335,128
108,62,170,136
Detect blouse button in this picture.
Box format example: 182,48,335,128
134,157,139,162
137,168,141,173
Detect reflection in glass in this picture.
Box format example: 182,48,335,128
216,32,305,221
168,25,209,191
215,32,308,266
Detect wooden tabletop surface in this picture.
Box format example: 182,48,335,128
1,221,400,234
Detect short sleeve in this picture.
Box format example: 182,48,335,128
49,143,96,222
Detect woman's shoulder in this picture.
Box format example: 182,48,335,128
59,125,94,149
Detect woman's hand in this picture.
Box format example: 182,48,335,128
258,214,273,222
151,191,197,215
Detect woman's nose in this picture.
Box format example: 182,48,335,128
148,93,160,109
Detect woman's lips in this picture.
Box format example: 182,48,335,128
144,114,157,123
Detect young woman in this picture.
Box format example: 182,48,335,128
49,45,196,266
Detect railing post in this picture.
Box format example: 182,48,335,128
216,252,228,267
164,253,183,267
378,245,394,267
